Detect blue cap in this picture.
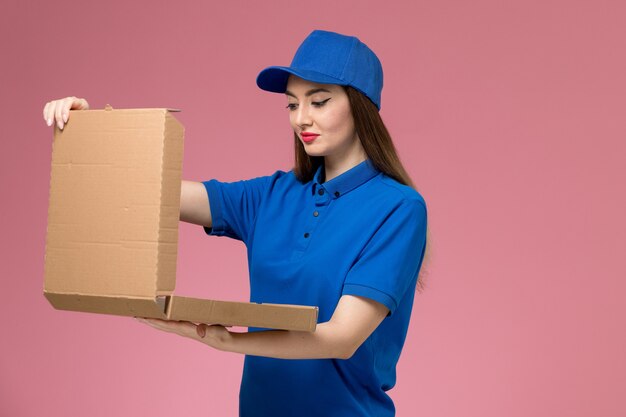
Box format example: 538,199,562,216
256,30,384,110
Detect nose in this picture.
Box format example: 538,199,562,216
294,104,312,129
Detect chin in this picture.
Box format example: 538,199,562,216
303,149,329,158
302,144,329,157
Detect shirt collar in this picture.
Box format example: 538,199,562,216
312,159,380,199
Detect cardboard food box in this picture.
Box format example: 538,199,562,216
43,106,318,332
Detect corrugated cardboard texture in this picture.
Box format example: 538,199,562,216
44,108,183,298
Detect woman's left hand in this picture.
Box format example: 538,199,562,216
135,317,231,350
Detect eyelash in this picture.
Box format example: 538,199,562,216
286,98,331,111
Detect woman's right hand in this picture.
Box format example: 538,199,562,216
43,96,90,130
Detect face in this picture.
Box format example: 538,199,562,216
285,75,362,161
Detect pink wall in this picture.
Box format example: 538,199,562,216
2,0,624,415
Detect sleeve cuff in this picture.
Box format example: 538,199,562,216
342,283,397,315
202,180,226,236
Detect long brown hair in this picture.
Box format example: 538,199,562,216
293,86,432,292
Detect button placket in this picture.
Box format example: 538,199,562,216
292,187,330,258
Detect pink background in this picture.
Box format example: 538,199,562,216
2,0,625,415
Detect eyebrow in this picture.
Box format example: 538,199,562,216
285,88,332,98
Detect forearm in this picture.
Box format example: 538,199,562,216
217,322,354,360
139,296,388,360
204,295,388,360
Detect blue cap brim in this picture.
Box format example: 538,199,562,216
256,66,346,93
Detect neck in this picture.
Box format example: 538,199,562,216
323,139,367,182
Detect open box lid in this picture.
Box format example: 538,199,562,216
43,107,318,332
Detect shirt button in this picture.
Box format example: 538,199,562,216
313,211,319,217
334,191,340,198
318,189,325,195
304,233,310,238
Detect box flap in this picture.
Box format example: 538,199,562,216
44,108,184,298
166,296,318,332
44,292,169,319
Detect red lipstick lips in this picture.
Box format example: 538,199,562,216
301,132,319,143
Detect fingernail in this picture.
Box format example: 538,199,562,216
57,121,63,130
63,113,68,123
47,119,52,126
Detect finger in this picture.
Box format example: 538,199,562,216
53,97,72,129
43,102,52,126
139,318,200,339
138,318,172,333
177,320,202,338
175,320,205,340
139,317,170,329
48,102,60,127
62,97,75,124
46,101,58,127
61,97,89,125
54,101,65,130
197,324,207,338
71,97,89,111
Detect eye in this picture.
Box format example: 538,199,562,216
312,98,331,107
286,103,298,111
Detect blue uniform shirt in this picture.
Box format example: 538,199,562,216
202,159,427,417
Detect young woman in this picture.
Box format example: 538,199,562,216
43,30,429,417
